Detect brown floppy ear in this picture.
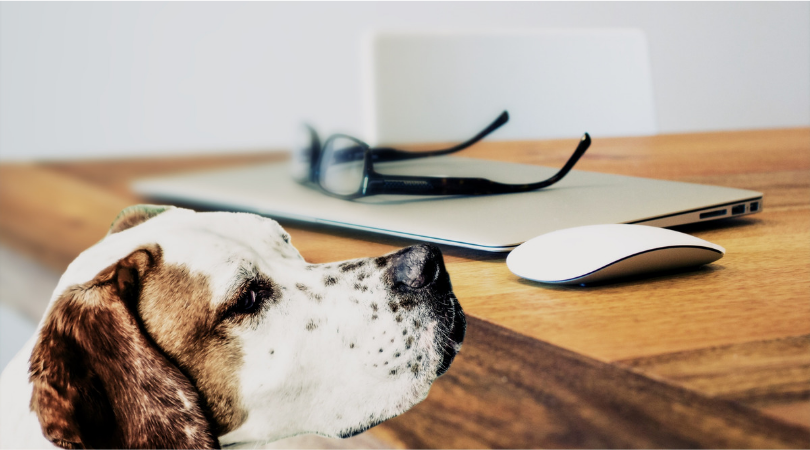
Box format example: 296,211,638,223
108,204,176,235
29,245,219,449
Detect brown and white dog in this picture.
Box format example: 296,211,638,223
0,205,465,449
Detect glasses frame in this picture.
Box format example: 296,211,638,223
297,111,591,200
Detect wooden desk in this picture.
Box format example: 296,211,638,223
1,129,808,448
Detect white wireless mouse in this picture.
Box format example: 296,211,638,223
506,224,725,285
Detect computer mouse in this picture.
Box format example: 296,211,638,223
506,224,725,285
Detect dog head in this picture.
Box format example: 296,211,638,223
29,205,465,448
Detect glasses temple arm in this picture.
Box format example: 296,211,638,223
531,132,591,187
369,111,510,163
364,133,591,196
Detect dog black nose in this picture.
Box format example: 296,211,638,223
391,244,444,289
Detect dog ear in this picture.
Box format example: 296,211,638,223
108,204,176,235
29,245,220,449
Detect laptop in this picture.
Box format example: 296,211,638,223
132,156,763,252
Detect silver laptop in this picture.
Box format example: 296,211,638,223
132,156,762,252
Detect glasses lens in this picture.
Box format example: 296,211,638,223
290,126,317,181
320,136,367,196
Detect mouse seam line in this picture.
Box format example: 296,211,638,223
548,245,723,283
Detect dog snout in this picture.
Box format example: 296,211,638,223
390,244,445,290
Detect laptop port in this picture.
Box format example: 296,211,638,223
750,201,759,212
700,209,727,219
731,204,746,215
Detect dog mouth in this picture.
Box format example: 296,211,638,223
338,298,463,439
337,417,387,439
436,295,466,377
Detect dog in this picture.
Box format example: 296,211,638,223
0,205,465,449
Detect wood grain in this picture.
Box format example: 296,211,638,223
377,317,810,448
2,128,808,447
619,336,810,428
0,164,137,270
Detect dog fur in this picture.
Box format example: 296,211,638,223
0,205,465,448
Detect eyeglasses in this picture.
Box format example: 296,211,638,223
291,111,591,200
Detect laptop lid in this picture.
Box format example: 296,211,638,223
132,156,762,252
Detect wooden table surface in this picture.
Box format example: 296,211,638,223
1,128,808,448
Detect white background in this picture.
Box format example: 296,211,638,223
1,2,808,161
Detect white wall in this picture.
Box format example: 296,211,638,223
1,2,808,161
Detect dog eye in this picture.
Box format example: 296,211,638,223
235,289,266,314
235,290,257,312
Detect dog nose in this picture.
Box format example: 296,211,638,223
391,244,444,289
